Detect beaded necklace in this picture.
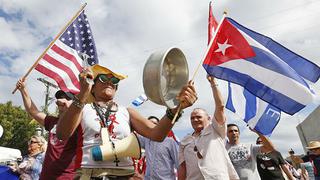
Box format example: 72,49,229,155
92,101,120,166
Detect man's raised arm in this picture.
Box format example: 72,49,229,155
16,79,46,126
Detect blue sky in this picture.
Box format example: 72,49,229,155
1,0,320,156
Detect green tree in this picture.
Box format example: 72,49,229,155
0,101,38,155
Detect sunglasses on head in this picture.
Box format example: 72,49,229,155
96,74,120,85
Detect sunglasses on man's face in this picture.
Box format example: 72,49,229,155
97,74,120,85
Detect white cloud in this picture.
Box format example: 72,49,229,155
0,18,21,49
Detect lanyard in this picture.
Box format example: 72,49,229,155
93,102,120,166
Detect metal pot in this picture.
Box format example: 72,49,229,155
143,47,189,108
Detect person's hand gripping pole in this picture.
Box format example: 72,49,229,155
171,80,197,124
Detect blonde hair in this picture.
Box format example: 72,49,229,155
29,135,47,152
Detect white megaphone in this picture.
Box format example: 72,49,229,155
91,128,141,161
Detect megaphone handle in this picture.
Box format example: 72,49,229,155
171,105,181,124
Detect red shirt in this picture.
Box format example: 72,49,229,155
40,116,78,180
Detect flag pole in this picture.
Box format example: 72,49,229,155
171,11,227,124
207,1,213,45
12,3,88,94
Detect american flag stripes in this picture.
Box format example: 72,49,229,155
35,10,98,94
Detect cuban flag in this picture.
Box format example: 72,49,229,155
132,94,148,107
203,16,320,115
226,82,281,136
207,5,281,135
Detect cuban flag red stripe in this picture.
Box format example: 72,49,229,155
203,17,319,115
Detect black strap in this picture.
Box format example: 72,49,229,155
92,103,120,166
93,103,110,128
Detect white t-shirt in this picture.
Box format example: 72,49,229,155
75,104,133,170
226,143,261,180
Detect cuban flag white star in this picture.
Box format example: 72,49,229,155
215,39,232,55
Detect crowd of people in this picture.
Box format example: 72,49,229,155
10,64,320,180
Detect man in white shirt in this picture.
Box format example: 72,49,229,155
226,124,262,180
226,124,279,180
178,76,239,180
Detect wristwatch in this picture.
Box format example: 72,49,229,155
72,96,85,109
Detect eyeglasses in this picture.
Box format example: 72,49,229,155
97,74,120,85
193,146,203,159
28,140,39,145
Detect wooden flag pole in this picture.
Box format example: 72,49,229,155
171,11,227,124
12,3,88,94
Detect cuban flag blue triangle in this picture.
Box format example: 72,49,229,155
203,16,320,115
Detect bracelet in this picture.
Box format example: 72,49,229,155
166,108,183,122
72,96,85,109
211,83,218,87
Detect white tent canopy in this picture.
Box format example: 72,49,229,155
0,147,22,164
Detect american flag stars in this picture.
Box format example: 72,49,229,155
59,11,98,65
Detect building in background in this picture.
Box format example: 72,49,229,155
296,105,320,152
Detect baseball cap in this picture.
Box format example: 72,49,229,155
55,90,74,100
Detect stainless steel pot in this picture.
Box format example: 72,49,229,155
143,47,189,108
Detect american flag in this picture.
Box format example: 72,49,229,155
35,10,98,94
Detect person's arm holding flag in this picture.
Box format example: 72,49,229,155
208,76,226,125
208,75,227,139
16,79,46,126
251,128,275,152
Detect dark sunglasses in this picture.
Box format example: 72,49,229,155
28,140,39,145
194,146,203,159
96,74,120,85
